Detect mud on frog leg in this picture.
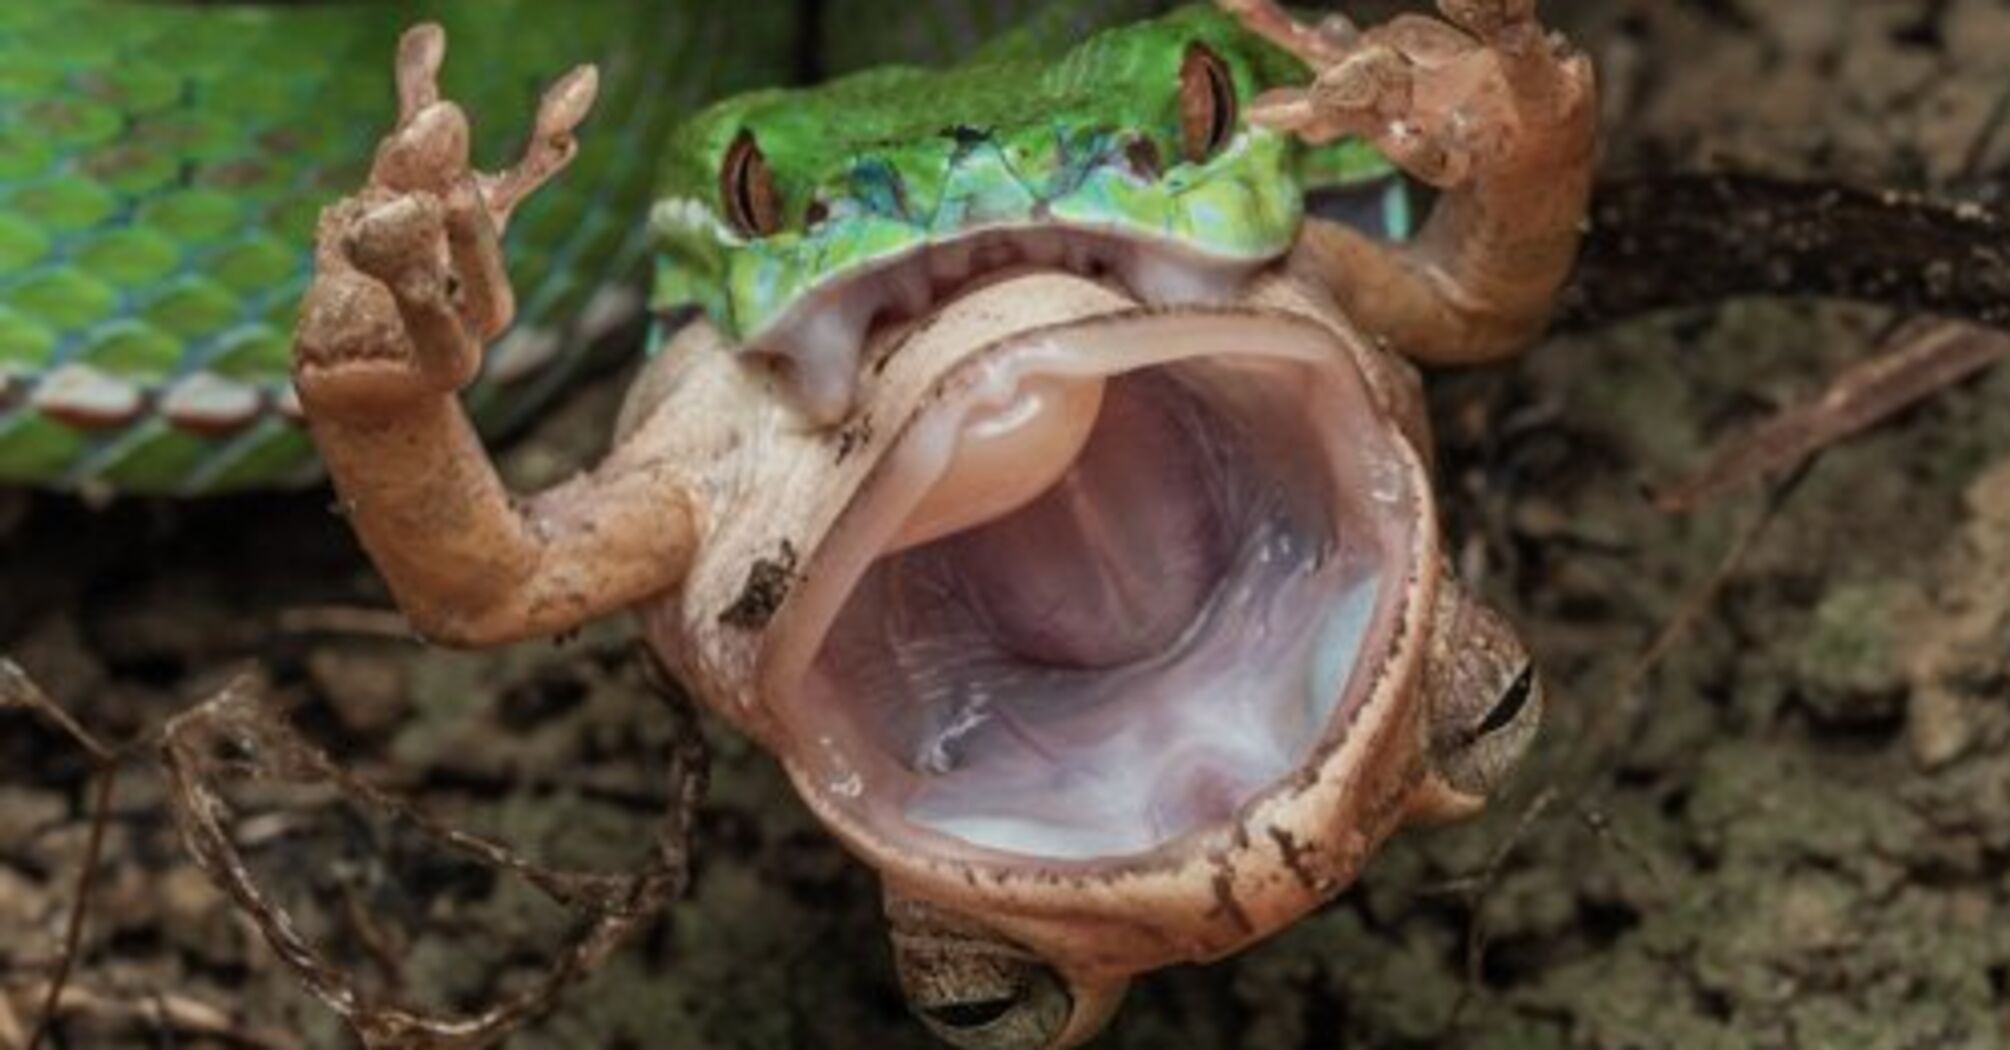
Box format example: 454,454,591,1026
1223,0,1598,363
293,25,698,646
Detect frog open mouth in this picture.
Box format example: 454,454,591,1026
763,276,1420,865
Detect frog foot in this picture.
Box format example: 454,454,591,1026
1226,0,1594,189
294,24,598,420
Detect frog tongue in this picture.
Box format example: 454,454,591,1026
883,372,1107,556
908,371,1231,670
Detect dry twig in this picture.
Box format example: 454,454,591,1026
159,675,705,1050
1653,320,2010,512
0,659,120,1050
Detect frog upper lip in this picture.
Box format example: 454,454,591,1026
744,225,1274,424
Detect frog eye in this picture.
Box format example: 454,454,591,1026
913,964,1073,1050
721,130,783,239
1178,43,1237,163
903,954,1077,1050
1435,659,1544,799
1475,663,1538,738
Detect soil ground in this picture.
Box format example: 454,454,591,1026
5,1,2010,1047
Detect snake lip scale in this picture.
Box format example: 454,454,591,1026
745,223,1268,422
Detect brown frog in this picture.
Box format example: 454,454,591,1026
291,2,1595,1045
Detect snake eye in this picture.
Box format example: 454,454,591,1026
722,130,783,238
1178,43,1237,163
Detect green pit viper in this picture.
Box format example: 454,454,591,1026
0,0,1404,495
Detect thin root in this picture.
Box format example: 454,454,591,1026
1655,320,2010,513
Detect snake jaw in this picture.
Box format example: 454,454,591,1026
744,227,1269,425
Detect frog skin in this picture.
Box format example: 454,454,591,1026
290,2,1595,1047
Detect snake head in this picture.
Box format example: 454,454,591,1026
647,5,1391,423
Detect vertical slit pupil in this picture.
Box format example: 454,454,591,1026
724,131,780,238
1180,45,1237,163
1206,57,1234,152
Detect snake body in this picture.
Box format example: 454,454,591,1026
0,0,796,493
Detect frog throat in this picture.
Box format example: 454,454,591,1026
647,5,1389,422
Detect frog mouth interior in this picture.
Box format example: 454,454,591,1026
766,309,1413,863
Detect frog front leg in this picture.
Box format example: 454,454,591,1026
293,26,698,646
1225,0,1596,364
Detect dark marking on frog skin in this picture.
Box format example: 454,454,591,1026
835,413,873,463
870,321,921,376
719,540,801,630
1208,861,1254,936
1266,825,1320,892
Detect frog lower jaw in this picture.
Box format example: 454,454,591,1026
761,275,1417,868
745,226,1273,425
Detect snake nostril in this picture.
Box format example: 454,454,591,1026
1124,137,1162,179
944,123,991,148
